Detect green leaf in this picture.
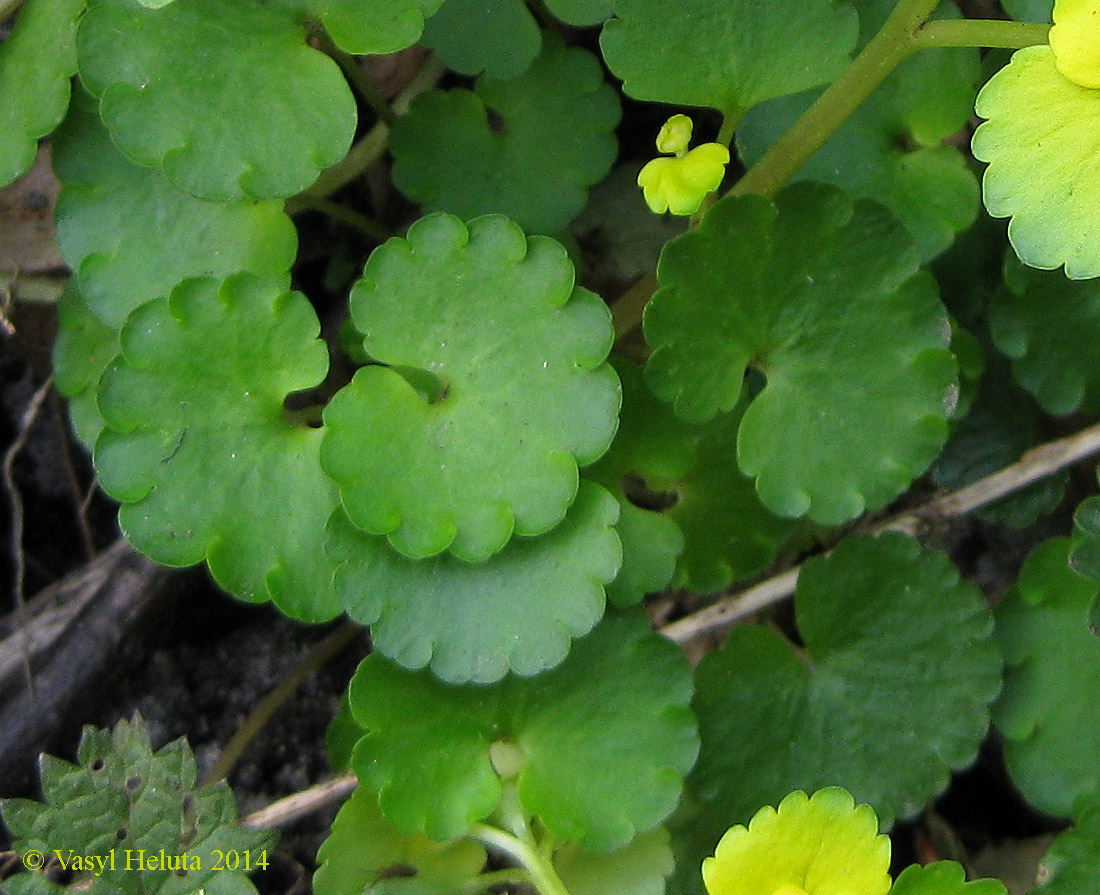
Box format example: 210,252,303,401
554,827,674,895
973,46,1100,278
312,786,487,895
890,862,1007,895
736,1,980,261
0,715,274,895
993,537,1100,817
93,274,342,622
690,532,1001,831
347,609,698,850
52,281,117,450
323,693,361,775
644,183,955,525
1032,792,1100,895
327,481,622,684
286,0,445,55
545,0,611,26
52,89,297,329
0,0,84,187
599,0,857,115
389,39,620,235
668,403,803,592
1069,496,1100,584
321,213,620,562
990,260,1100,416
1002,0,1052,23
422,0,541,79
931,347,1066,529
76,0,356,200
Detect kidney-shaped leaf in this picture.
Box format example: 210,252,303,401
690,532,1001,830
287,0,445,55
94,274,342,622
322,213,620,562
644,183,955,524
599,0,857,115
53,90,297,329
0,0,84,187
891,863,1006,895
347,610,698,851
973,46,1100,279
389,40,620,235
312,786,487,895
1032,792,1100,895
77,0,356,200
327,480,621,684
994,537,1100,817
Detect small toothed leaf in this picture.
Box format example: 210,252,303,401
600,0,858,114
322,213,620,562
644,183,955,525
76,0,356,200
0,0,84,187
94,274,342,622
0,716,274,895
890,862,1007,895
282,0,445,55
52,89,297,329
312,786,487,895
994,537,1100,817
690,533,1001,831
347,610,699,851
973,45,1100,278
327,480,622,684
389,40,620,235
421,0,542,79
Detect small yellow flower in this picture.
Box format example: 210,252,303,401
1050,0,1100,88
638,114,729,216
702,788,891,895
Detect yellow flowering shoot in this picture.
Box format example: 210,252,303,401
1050,0,1100,88
702,788,891,895
638,114,729,215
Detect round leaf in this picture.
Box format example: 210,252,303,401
644,183,955,524
389,40,620,235
993,537,1100,817
328,480,622,684
544,0,611,26
313,786,487,895
600,0,857,115
1033,792,1100,895
347,610,699,851
286,0,445,55
94,274,342,622
421,0,542,79
554,828,674,895
52,281,117,450
76,0,356,200
973,46,1100,278
0,0,84,187
990,260,1100,416
690,532,1002,830
322,213,620,562
52,89,297,329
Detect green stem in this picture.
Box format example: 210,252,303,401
729,0,941,199
202,621,362,784
911,18,1050,51
286,122,390,209
319,32,398,126
470,824,572,895
290,195,392,241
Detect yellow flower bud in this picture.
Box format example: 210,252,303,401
638,115,730,215
1050,0,1100,88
